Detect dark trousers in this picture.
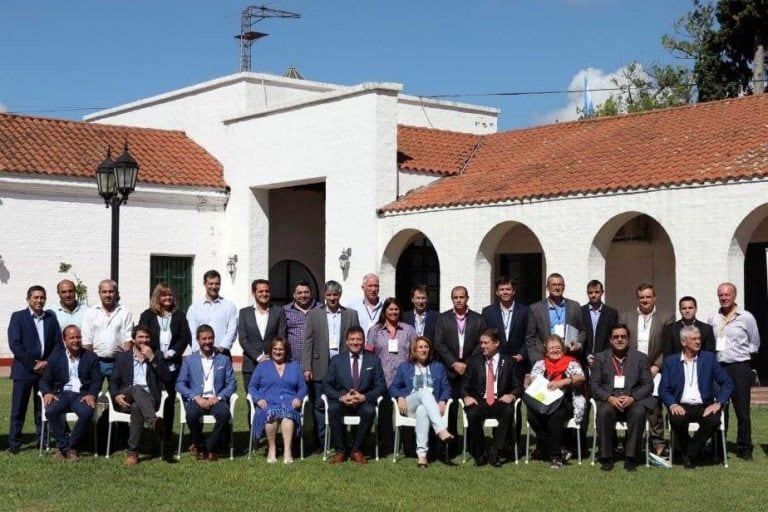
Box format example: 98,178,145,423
596,400,647,459
9,378,42,449
722,361,752,454
465,400,515,458
527,401,573,460
328,399,376,455
184,400,231,454
163,374,178,443
447,378,462,437
310,380,326,448
669,403,720,459
116,385,159,451
46,391,95,452
377,390,393,453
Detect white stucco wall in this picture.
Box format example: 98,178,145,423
397,94,499,134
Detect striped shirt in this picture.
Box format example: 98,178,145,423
707,307,761,364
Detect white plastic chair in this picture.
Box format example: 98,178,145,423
668,409,728,468
176,393,239,460
590,398,650,467
246,393,310,460
523,405,583,464
459,397,520,464
104,390,168,458
37,390,98,457
321,394,382,461
391,397,453,462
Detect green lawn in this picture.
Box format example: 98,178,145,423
0,376,766,512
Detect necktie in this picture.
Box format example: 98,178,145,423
486,359,495,406
352,354,360,390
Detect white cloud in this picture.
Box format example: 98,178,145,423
536,64,650,124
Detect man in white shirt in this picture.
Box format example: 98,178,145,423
187,270,238,355
348,273,383,343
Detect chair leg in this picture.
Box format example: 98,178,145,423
524,423,530,464
106,423,113,458
93,416,99,457
462,431,468,464
721,429,728,468
323,427,329,461
392,427,399,463
39,420,46,458
229,421,234,460
248,421,254,460
576,427,582,465
176,424,184,460
669,429,675,466
591,429,597,465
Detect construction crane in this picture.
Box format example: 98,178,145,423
235,5,301,72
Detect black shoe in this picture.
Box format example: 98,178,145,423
737,451,753,461
624,457,637,472
474,455,488,467
8,446,20,455
491,455,504,468
682,454,696,469
600,458,614,471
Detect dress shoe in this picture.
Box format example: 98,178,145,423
207,452,219,462
624,457,637,472
52,451,67,461
8,446,20,455
681,454,696,469
474,455,488,467
124,451,139,466
490,454,504,468
737,451,753,461
329,452,346,464
550,457,563,469
67,449,79,461
600,458,614,471
195,451,208,461
350,451,367,464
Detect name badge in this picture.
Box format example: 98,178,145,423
388,338,399,354
613,376,625,389
553,324,565,337
716,336,726,352
329,334,339,351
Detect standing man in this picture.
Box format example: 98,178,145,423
302,280,360,453
526,273,586,364
81,279,133,384
176,324,237,461
581,279,619,368
663,296,716,355
619,283,673,456
7,285,62,453
434,285,487,438
348,273,383,342
481,276,528,365
707,282,761,460
40,325,101,460
238,279,286,392
402,284,439,342
186,270,238,355
52,279,86,330
283,280,322,365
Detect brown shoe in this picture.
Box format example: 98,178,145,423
189,443,198,455
67,449,79,461
124,451,139,466
207,452,219,462
52,451,67,461
350,451,367,464
195,451,208,461
329,452,346,464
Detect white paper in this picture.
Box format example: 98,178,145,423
553,324,565,337
329,334,339,351
652,373,661,397
564,324,580,347
525,375,564,405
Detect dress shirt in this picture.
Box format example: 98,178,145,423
636,307,655,355
413,311,427,336
283,300,321,364
548,300,566,335
349,297,383,341
589,303,603,338
63,350,82,393
132,355,149,392
81,304,133,358
326,309,342,357
53,301,85,330
187,296,238,351
254,307,269,338
201,354,215,397
369,322,417,387
484,353,500,399
679,353,702,405
708,307,761,364
500,303,514,340
30,308,45,356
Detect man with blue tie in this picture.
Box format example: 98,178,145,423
7,285,62,453
323,326,385,464
176,324,237,461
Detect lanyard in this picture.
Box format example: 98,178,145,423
611,356,625,377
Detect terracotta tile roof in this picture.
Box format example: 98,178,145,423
386,94,768,213
0,113,225,189
397,125,483,176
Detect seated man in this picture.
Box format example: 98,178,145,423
176,324,237,462
461,328,521,467
659,325,734,468
323,326,385,464
110,325,172,466
590,323,654,472
40,325,101,460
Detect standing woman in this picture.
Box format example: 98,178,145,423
139,282,191,443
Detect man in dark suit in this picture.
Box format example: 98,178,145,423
581,279,619,368
434,285,487,437
402,284,439,342
110,325,173,466
40,325,100,460
238,279,286,428
461,328,521,467
659,325,733,469
302,280,360,452
662,296,716,356
526,273,586,365
323,326,385,464
591,323,655,472
7,285,62,453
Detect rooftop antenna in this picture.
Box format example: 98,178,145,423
235,5,301,72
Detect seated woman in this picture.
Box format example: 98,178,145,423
248,336,307,464
526,334,586,469
389,336,453,468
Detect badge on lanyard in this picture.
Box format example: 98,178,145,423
613,376,625,389
388,338,399,354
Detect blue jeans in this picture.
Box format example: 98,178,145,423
405,389,446,456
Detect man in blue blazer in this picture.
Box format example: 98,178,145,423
402,284,439,343
7,285,62,453
323,326,385,464
659,325,734,468
40,325,100,460
176,324,237,461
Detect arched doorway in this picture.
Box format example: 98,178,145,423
268,259,319,307
395,235,440,311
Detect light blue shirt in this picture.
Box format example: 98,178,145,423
547,300,566,334
187,296,238,351
132,355,149,392
325,309,341,358
53,301,86,330
63,351,82,393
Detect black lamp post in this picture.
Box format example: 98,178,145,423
96,142,139,284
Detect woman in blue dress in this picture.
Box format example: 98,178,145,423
248,336,307,464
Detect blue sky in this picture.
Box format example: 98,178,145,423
0,0,693,129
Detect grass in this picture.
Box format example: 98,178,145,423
0,375,766,512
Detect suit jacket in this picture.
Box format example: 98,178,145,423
434,309,487,381
8,308,62,381
238,305,287,373
481,302,529,360
302,306,360,381
402,309,439,343
460,353,521,402
323,351,385,405
590,349,655,409
619,309,674,369
388,361,451,402
526,298,586,364
659,350,733,407
138,308,191,368
581,303,619,358
40,349,101,396
109,350,173,408
176,351,237,402
662,319,716,356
